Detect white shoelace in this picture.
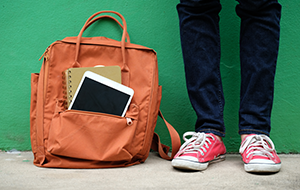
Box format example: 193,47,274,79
239,134,275,159
179,132,215,156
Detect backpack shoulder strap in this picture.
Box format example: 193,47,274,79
151,110,181,160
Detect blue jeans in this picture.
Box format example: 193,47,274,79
177,0,281,137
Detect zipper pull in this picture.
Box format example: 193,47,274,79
126,117,133,126
39,47,50,61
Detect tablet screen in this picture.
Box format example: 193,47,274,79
69,71,133,117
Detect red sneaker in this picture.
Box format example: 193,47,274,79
172,132,226,171
239,134,281,173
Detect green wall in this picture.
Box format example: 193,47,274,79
0,0,299,153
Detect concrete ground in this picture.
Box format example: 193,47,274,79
0,151,299,190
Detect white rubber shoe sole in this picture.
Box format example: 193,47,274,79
172,154,226,171
244,159,281,173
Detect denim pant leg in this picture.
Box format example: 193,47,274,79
236,0,282,136
177,0,225,137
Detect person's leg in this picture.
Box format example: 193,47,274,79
236,0,281,136
177,0,225,138
236,0,282,173
172,0,226,171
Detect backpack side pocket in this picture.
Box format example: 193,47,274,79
30,73,39,154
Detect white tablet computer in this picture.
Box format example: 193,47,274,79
68,71,134,117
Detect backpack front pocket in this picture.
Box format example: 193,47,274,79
47,107,139,162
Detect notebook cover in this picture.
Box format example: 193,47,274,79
63,66,122,107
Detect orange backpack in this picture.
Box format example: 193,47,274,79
30,11,181,168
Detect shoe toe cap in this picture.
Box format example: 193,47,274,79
173,155,199,162
248,158,276,164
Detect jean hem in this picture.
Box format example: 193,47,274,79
196,129,225,137
238,129,269,136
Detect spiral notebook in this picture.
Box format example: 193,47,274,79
63,66,121,107
68,71,134,117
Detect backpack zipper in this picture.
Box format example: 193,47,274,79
39,46,51,102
